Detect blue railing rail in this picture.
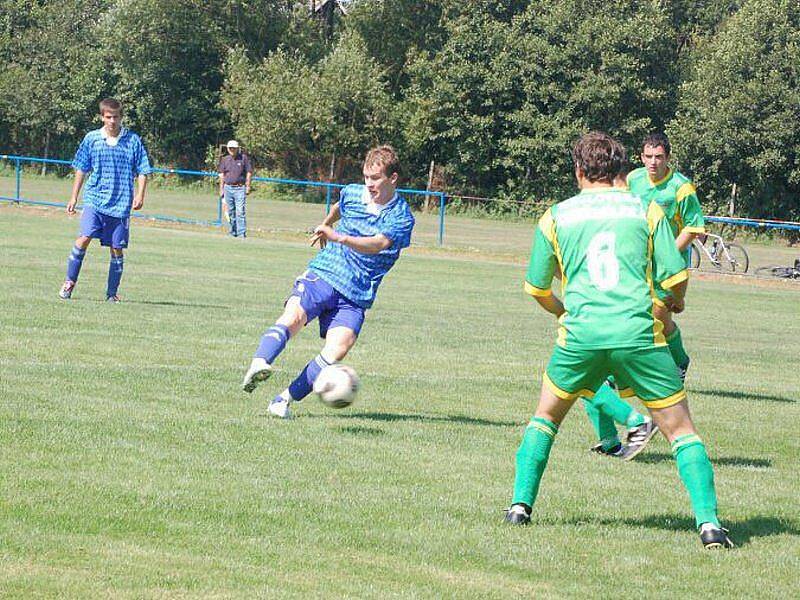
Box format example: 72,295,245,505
705,215,800,232
0,153,450,244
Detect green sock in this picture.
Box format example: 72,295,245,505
665,326,690,370
512,417,558,508
672,434,720,528
582,398,620,450
592,383,646,428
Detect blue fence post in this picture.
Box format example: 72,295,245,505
325,185,332,213
217,194,223,226
438,193,446,246
15,158,21,203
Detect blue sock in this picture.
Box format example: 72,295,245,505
288,354,331,401
255,324,290,363
66,245,86,282
106,256,124,297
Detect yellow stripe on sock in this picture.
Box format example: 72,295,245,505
671,433,702,452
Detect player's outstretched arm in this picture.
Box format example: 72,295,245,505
310,202,341,249
312,225,391,255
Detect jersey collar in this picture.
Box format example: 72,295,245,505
100,126,127,147
361,186,398,216
649,168,672,187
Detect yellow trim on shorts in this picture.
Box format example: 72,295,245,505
661,269,688,290
524,281,553,297
618,387,636,398
543,372,595,401
641,388,686,409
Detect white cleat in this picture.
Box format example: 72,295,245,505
242,357,272,393
268,398,292,419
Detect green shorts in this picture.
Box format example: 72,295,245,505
543,345,685,408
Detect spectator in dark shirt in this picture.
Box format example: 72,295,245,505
218,140,253,238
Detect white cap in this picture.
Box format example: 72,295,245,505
226,140,239,148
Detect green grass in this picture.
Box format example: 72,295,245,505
1,205,799,598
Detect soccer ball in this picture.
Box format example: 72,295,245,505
313,364,359,408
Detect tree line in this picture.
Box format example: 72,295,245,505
1,0,798,222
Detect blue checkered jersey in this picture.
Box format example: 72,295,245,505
72,128,153,218
308,184,415,308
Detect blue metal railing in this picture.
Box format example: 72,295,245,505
0,154,451,245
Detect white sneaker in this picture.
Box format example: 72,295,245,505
268,398,292,419
242,357,272,393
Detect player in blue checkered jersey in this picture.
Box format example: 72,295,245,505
59,98,152,302
242,145,415,418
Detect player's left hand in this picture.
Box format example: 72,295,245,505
132,195,144,210
311,224,343,248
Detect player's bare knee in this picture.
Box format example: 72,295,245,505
649,399,696,442
323,328,357,362
75,236,91,249
277,297,307,334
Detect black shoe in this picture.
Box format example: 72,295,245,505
699,523,734,549
590,442,625,458
622,420,659,461
504,504,531,525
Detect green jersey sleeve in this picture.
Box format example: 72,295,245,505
676,182,705,233
648,202,688,289
525,208,557,297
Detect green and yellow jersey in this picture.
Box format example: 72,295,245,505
627,167,705,262
525,188,688,349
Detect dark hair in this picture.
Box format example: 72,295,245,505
364,145,400,178
572,131,624,183
642,132,670,155
99,98,122,115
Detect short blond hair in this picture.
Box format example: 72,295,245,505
99,98,122,115
364,145,400,178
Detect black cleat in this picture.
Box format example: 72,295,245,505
699,523,734,549
622,420,659,461
590,442,626,458
504,504,531,525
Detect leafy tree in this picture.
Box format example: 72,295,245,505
97,0,228,167
223,31,394,180
668,0,800,222
404,0,679,200
0,1,110,158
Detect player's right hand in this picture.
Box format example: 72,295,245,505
310,230,327,249
66,198,77,215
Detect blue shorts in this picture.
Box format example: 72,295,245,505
80,205,130,248
288,270,366,338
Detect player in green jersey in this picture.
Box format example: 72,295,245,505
580,157,657,460
505,132,732,549
628,132,704,378
583,134,706,459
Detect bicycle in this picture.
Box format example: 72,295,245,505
689,233,749,273
755,259,800,279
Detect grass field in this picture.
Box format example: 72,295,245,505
1,205,799,598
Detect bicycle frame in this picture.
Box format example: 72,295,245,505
691,233,737,269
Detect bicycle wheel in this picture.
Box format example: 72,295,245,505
720,242,749,273
689,244,701,269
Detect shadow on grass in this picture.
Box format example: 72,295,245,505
337,425,385,436
635,452,771,469
692,388,795,404
123,299,228,309
342,411,519,428
564,514,800,547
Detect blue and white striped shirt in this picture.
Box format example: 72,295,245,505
308,184,415,308
72,128,153,218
